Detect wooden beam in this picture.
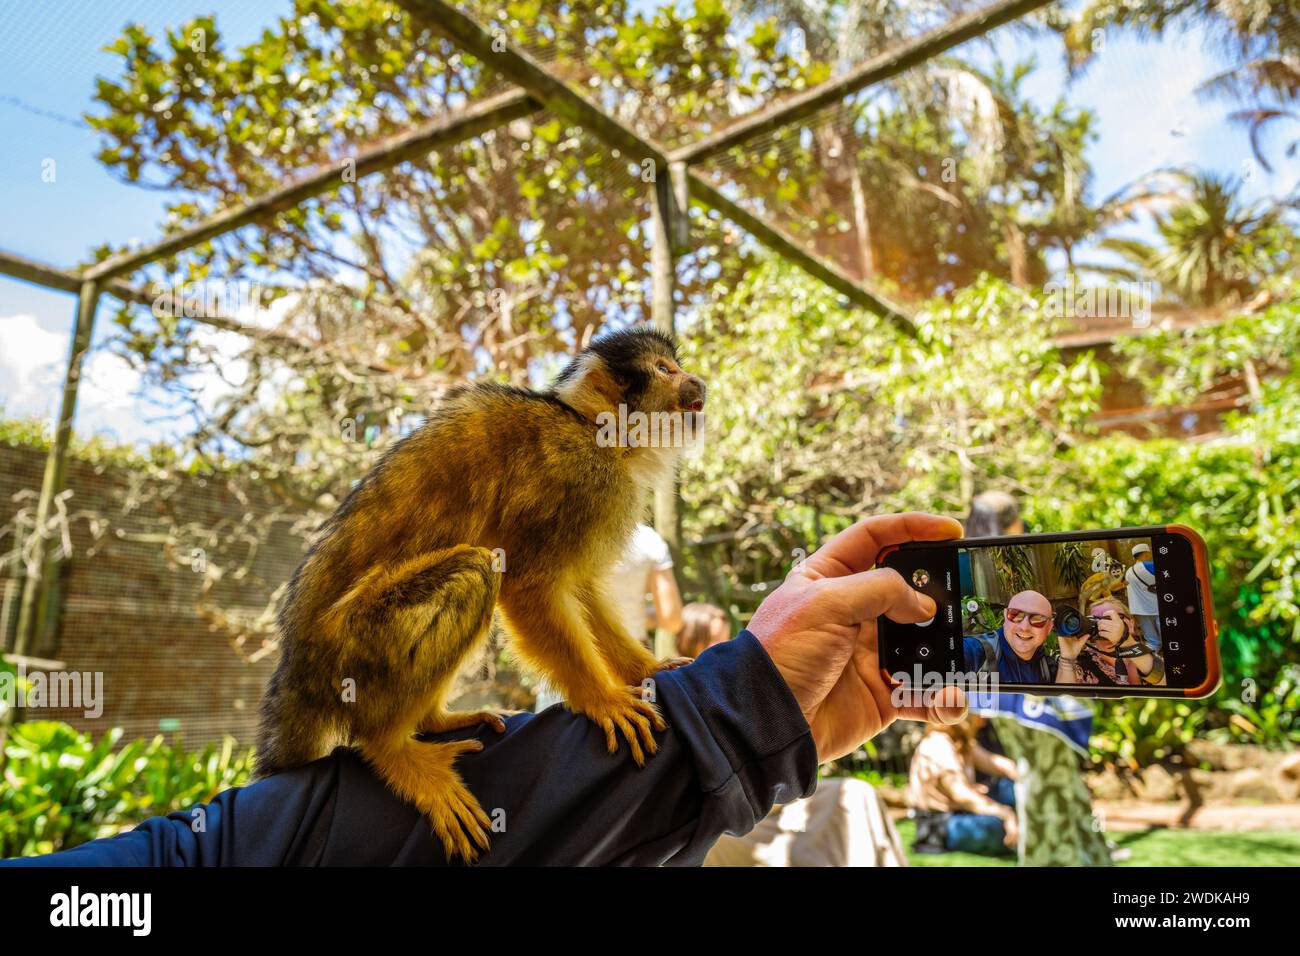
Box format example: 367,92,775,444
688,172,917,337
396,0,915,331
12,0,935,338
0,249,401,377
669,0,1057,165
83,88,537,282
665,161,691,256
0,248,85,295
396,0,667,167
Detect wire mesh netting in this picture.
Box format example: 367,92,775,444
1,0,1296,754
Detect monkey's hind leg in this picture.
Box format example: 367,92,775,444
333,544,503,863
361,721,494,863
254,670,337,778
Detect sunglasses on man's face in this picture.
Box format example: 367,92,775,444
1005,607,1051,628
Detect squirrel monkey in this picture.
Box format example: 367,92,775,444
254,327,706,863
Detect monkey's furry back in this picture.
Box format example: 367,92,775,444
255,381,646,775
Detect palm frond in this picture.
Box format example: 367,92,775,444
1227,107,1300,172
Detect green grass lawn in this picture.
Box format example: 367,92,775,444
894,819,1300,867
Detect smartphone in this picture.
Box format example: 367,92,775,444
878,525,1220,699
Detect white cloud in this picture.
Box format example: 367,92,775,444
0,312,159,446
0,313,66,419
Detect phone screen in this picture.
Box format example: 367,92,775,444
879,528,1214,696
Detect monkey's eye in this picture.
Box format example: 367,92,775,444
656,361,671,374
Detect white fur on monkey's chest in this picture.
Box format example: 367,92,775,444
624,442,684,491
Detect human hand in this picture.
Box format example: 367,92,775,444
1001,809,1019,849
1094,609,1128,644
746,513,969,763
1057,630,1090,659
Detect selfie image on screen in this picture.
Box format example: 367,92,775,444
958,538,1166,689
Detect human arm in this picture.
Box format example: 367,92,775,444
4,512,970,867
934,773,1018,847
970,742,1017,780
1,633,815,867
648,565,683,635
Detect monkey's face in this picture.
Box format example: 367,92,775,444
555,327,707,421
630,348,706,418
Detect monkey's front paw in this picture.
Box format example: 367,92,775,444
572,690,667,767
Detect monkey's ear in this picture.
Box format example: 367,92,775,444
553,352,625,421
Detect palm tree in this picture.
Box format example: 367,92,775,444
721,0,1088,292
1063,0,1300,169
1098,171,1291,306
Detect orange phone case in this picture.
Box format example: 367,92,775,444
877,525,1221,700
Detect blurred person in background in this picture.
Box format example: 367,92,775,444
966,491,1025,537
676,602,731,659
1125,543,1161,652
959,490,1022,596
908,716,1018,856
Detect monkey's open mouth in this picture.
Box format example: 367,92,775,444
686,400,704,412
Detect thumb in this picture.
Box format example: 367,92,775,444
892,684,969,725
820,567,937,627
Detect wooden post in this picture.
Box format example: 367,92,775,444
651,163,683,554
13,280,100,659
650,164,689,659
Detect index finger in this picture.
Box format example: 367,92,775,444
803,512,963,579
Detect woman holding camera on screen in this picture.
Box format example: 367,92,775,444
1056,584,1165,687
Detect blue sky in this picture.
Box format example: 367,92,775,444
1,1,1297,448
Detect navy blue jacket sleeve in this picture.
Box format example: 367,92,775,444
1,631,818,866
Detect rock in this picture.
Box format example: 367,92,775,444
1136,763,1181,802
1185,739,1281,772
1226,768,1283,802
1279,752,1300,781
1087,767,1134,802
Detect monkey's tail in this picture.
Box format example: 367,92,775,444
253,682,333,779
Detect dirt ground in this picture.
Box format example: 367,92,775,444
1094,801,1300,832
